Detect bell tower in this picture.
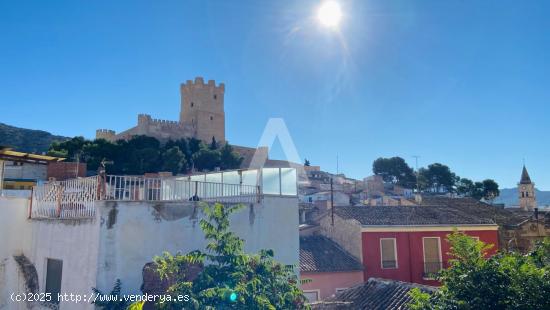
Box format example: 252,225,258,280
518,165,536,211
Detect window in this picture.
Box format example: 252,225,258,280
380,238,397,269
210,116,213,120
213,94,217,100
303,290,319,303
335,288,347,293
423,237,442,279
191,102,194,107
45,258,63,304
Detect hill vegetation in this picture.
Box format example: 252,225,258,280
0,122,69,153
47,135,243,175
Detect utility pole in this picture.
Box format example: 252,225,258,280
336,154,339,175
412,155,420,193
331,177,334,226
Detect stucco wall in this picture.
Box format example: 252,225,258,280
29,216,100,310
0,197,32,310
301,271,363,300
95,196,299,295
320,215,363,262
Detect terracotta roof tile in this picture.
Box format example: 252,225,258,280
300,235,363,273
312,278,436,310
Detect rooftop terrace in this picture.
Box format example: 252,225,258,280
30,167,297,219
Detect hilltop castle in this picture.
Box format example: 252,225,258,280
96,77,225,143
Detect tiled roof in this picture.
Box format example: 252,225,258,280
419,196,544,228
335,202,496,226
313,278,436,310
300,235,363,273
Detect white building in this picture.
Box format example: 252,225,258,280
0,168,299,310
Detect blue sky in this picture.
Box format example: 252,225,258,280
1,0,549,189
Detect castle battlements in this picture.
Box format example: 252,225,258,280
97,77,225,143
96,129,115,134
138,114,182,126
182,76,225,92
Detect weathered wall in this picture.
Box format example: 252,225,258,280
3,162,47,181
47,162,87,181
95,196,299,295
0,197,32,310
320,215,363,262
29,217,100,310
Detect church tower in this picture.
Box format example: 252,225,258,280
518,165,536,211
179,77,225,143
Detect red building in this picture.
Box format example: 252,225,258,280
322,200,499,286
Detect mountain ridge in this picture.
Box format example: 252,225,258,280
0,122,69,153
494,187,550,207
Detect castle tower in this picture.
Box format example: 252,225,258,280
180,77,225,143
95,129,116,142
518,165,536,211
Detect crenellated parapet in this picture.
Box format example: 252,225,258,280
95,77,225,144
181,76,225,93
96,129,116,141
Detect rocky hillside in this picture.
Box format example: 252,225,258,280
0,122,69,153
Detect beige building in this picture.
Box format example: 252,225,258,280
96,77,225,143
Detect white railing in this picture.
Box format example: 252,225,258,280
102,175,260,204
30,168,297,219
31,176,99,219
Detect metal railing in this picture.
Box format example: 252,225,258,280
381,260,397,269
102,175,260,203
30,174,263,219
31,176,99,219
423,261,443,279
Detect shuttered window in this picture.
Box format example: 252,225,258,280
423,237,442,278
380,238,397,269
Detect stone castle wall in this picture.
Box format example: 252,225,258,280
96,77,225,143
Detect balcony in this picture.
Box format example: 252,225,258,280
423,261,443,279
30,168,297,219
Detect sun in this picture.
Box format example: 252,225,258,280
317,1,342,28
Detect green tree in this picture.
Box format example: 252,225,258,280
409,232,550,310
372,157,416,188
418,163,457,193
161,146,188,175
482,179,500,201
209,136,218,150
219,144,243,170
150,203,307,309
456,178,474,196
192,148,221,171
48,136,87,159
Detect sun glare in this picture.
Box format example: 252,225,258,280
317,1,342,28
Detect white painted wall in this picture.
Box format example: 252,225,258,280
0,197,32,310
0,196,299,309
95,196,300,295
29,217,100,310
